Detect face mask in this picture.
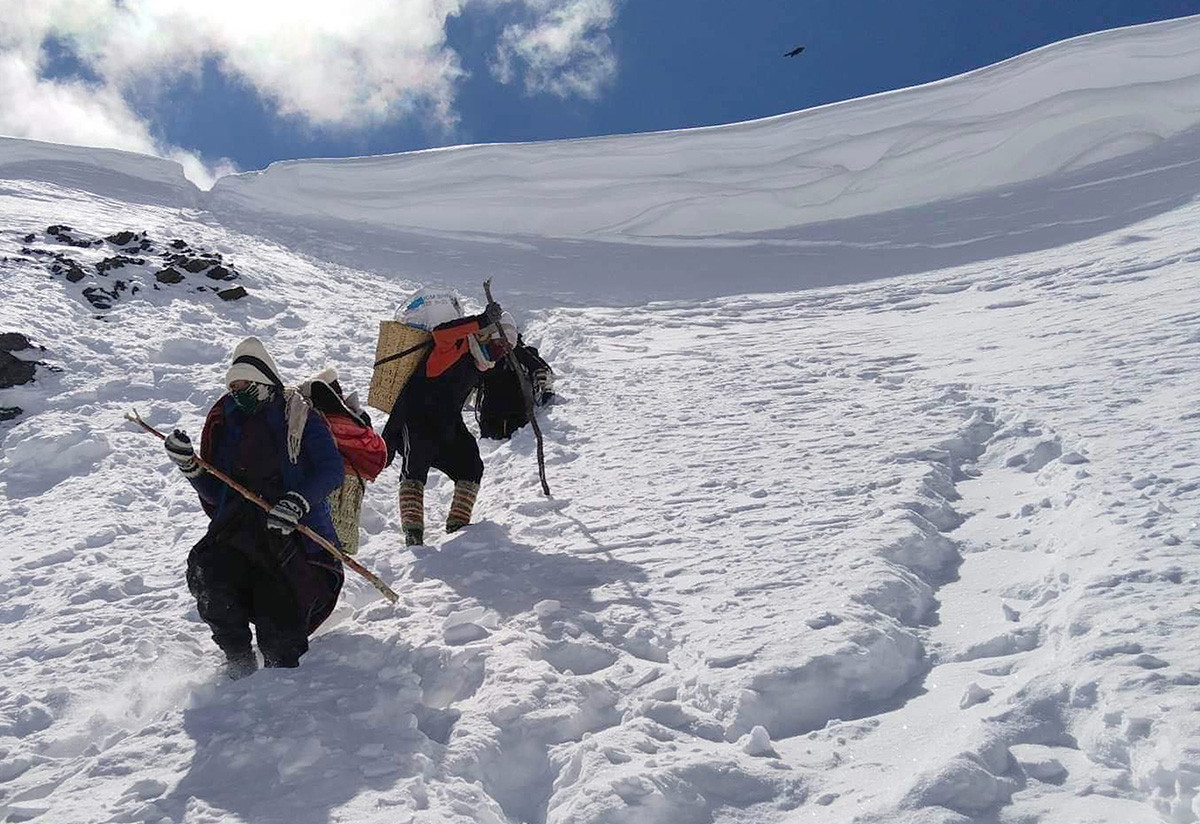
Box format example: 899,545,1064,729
231,382,271,413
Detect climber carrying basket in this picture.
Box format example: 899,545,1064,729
380,293,512,546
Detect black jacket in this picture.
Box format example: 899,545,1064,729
381,314,486,462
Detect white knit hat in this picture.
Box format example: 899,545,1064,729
310,366,338,386
225,337,284,389
299,366,361,421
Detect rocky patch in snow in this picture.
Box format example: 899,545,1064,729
0,333,47,422
9,225,246,313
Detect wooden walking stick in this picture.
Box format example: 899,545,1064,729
125,409,399,604
482,279,551,496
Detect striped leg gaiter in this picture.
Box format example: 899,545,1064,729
399,480,425,547
446,481,480,534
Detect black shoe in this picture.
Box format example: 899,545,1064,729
404,527,425,547
224,650,258,680
262,655,300,669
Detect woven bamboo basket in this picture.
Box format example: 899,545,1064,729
328,474,365,555
368,321,432,412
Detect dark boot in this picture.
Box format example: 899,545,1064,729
224,648,258,680
262,653,300,669
256,627,307,669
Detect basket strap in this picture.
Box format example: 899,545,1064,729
374,339,433,368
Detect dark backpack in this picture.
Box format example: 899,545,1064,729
476,340,554,440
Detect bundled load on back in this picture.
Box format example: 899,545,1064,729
476,335,554,440
300,368,386,555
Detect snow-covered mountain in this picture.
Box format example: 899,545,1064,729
1,14,1199,824
209,13,1200,240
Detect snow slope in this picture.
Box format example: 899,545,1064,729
1,14,1200,824
0,138,196,208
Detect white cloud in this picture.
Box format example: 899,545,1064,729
492,0,619,99
0,49,232,189
0,0,623,186
11,0,468,129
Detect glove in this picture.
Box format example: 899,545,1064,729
482,300,503,326
532,368,554,404
165,429,202,478
266,491,309,535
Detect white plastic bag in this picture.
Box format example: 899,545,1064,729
396,290,463,329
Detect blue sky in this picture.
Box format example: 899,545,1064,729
7,1,1200,181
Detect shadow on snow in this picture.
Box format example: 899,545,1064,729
409,521,650,618
161,632,423,824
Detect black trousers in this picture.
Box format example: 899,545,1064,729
400,418,484,485
187,507,342,666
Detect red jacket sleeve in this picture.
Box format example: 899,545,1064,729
195,398,227,518
426,316,483,378
327,414,388,481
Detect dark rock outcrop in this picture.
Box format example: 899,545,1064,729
1,333,40,389
27,226,245,308
177,257,211,273
47,225,98,248
0,333,38,350
104,230,151,252
50,257,87,282
105,230,138,246
96,255,145,275
82,286,116,309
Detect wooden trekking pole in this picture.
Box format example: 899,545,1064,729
483,279,551,496
125,409,399,604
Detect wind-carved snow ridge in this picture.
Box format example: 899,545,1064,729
694,403,997,744
0,137,198,208
834,403,1194,823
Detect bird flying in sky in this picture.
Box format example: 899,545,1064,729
784,46,805,57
